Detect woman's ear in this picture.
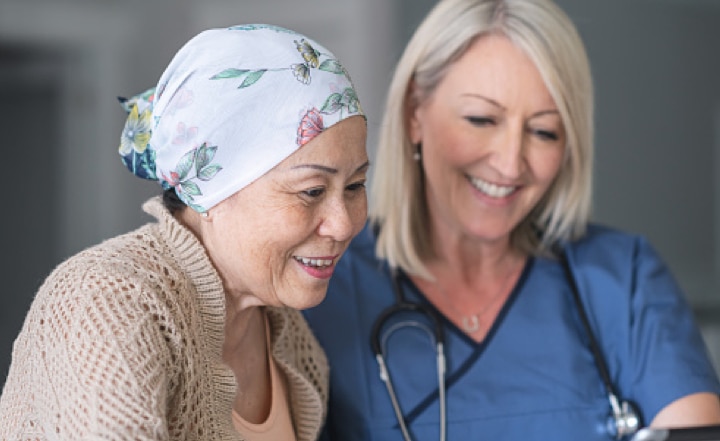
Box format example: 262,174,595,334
405,80,422,145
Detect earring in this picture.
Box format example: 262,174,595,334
413,143,422,161
200,211,209,218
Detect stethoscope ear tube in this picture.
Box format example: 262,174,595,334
370,271,445,356
375,353,415,441
370,302,445,356
559,249,642,439
370,269,447,441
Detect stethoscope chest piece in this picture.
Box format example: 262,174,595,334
607,396,641,439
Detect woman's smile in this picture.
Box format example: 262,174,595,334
467,175,518,199
293,255,339,280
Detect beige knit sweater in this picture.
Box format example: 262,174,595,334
0,197,329,440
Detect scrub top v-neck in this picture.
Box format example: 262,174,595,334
303,223,720,441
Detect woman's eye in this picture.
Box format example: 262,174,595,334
346,181,366,192
532,129,560,141
465,116,495,127
302,187,325,198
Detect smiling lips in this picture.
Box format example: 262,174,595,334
469,176,517,198
293,256,334,268
293,255,337,280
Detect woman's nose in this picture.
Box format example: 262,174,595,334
317,197,358,242
488,127,525,179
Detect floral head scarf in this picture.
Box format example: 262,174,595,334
118,24,364,213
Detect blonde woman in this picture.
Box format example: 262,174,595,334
303,0,720,440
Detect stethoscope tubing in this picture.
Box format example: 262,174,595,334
370,270,447,441
558,251,641,438
370,251,641,440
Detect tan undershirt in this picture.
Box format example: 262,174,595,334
231,313,297,441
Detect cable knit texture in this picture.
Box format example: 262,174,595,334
0,197,329,441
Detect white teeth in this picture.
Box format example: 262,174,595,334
295,257,334,267
470,177,516,198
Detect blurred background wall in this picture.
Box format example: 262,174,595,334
0,0,719,386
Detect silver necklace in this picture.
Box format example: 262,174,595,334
455,289,507,333
422,258,524,335
436,269,519,334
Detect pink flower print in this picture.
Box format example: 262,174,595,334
297,108,324,146
165,88,194,115
328,82,341,94
161,170,181,187
173,122,198,146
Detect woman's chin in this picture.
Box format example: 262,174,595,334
276,285,329,311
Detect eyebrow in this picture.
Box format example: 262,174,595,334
291,160,370,174
461,93,560,118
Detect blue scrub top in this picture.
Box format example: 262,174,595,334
303,223,720,441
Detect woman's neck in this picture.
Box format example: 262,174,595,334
223,305,272,424
429,225,521,286
414,221,527,342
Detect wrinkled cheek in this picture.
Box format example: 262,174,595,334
260,262,287,307
350,199,369,234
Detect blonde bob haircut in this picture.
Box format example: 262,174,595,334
370,0,594,279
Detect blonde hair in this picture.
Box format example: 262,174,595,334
370,0,594,278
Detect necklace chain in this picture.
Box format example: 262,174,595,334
435,267,520,334
420,258,524,336
452,289,507,333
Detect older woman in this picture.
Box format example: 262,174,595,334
0,25,368,440
303,1,720,440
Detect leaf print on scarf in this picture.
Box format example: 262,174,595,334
195,143,223,181
227,24,296,34
210,69,267,89
342,88,362,114
318,59,346,75
209,35,349,87
296,87,363,146
121,148,158,182
320,87,362,119
159,142,223,213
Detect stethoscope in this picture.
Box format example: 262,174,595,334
370,270,447,441
369,250,642,441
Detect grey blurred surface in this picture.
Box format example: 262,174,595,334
0,0,718,386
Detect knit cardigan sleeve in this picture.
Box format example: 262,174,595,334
0,247,178,440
